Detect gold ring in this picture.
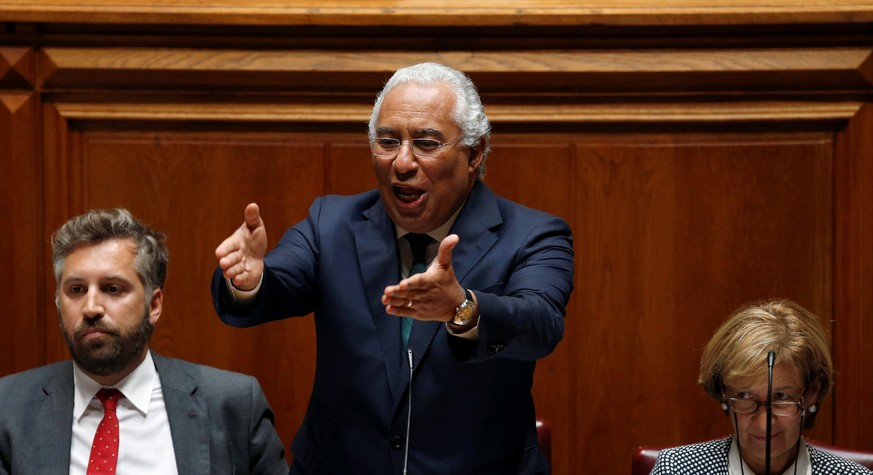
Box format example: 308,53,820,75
407,300,413,308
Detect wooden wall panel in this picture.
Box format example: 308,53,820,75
3,4,873,474
67,132,343,446
0,46,42,376
26,101,872,475
23,110,871,475
482,131,834,474
326,143,377,195
42,124,838,474
834,104,873,449
485,133,833,474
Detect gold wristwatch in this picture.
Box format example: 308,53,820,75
451,289,477,329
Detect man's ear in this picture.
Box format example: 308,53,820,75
468,138,485,170
148,288,163,325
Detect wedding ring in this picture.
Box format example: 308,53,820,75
407,300,413,308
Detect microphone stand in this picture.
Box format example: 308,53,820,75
765,350,775,475
403,348,414,475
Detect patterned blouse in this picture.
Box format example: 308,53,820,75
650,436,872,475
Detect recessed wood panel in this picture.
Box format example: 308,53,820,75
45,131,344,447
0,91,43,375
833,104,873,449
326,143,377,195
33,123,844,475
482,133,833,475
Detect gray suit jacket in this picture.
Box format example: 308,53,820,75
0,352,289,475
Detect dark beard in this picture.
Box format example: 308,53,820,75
61,310,154,377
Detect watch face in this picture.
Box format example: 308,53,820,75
454,301,474,325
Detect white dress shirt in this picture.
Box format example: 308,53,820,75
70,350,179,475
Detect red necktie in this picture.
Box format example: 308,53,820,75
87,388,122,474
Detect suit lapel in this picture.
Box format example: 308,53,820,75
154,354,211,475
447,182,502,286
357,202,406,403
37,363,75,473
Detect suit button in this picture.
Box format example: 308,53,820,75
391,435,404,449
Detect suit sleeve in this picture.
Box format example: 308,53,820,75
246,377,290,475
454,213,574,362
212,199,322,328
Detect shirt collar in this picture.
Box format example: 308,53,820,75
73,350,159,420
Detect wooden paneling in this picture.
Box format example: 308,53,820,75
76,132,333,445
0,45,42,376
2,3,873,474
2,0,873,26
37,47,873,94
35,124,843,475
482,133,834,474
575,134,832,474
834,104,873,449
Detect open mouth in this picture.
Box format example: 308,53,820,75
394,186,425,206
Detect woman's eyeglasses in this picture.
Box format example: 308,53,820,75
722,395,805,416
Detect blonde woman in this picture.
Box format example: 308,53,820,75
651,299,871,475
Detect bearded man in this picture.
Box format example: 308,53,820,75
0,208,289,475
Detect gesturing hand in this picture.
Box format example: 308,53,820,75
382,234,466,322
215,203,268,291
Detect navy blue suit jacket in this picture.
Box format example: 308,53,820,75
212,182,574,474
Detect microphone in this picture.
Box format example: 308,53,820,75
765,350,775,475
403,348,413,475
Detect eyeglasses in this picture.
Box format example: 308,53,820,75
371,137,464,159
722,395,805,417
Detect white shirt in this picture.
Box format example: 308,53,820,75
728,435,812,475
70,350,179,475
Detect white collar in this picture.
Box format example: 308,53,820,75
72,350,159,420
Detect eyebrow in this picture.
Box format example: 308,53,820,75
375,127,445,138
375,127,394,135
730,385,801,394
773,386,801,392
416,128,442,136
62,274,134,285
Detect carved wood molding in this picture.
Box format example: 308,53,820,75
0,47,34,88
0,91,32,114
52,101,862,125
39,47,873,93
2,0,873,26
